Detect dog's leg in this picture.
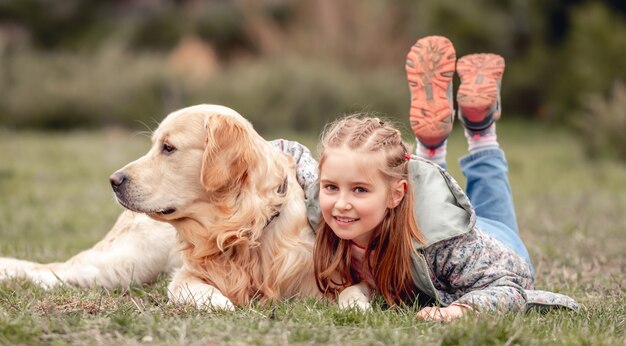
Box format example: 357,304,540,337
338,282,372,310
0,257,67,289
0,258,42,282
168,267,235,310
0,211,181,289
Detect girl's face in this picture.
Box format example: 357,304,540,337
319,148,404,248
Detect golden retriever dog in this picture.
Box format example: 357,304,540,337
0,104,320,309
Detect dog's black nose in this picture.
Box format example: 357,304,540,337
109,172,128,191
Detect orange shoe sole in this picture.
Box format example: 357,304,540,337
456,53,505,127
406,36,456,148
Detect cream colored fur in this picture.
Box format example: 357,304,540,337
0,105,320,309
0,212,180,289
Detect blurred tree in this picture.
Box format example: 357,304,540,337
549,2,626,123
0,0,107,50
577,81,626,161
0,0,624,132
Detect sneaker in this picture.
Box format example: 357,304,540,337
405,36,456,148
456,53,505,131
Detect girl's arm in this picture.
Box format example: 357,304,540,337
269,139,318,195
423,229,534,314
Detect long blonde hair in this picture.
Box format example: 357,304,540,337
314,115,425,306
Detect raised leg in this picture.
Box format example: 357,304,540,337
459,149,533,269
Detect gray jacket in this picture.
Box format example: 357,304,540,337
272,139,580,313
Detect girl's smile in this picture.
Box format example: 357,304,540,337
333,216,359,224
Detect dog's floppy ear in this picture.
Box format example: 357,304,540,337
201,113,257,192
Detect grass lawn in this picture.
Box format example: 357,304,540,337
0,121,624,345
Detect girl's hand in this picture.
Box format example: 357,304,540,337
416,304,472,322
338,282,372,310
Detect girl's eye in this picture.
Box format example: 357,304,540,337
354,187,368,193
162,143,176,154
324,184,338,191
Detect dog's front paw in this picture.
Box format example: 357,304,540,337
198,291,235,311
168,281,235,311
338,284,371,310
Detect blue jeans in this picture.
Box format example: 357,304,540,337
442,148,534,272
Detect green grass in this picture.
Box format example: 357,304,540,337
0,121,625,345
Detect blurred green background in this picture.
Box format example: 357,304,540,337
0,0,625,160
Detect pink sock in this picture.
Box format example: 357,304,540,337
465,124,499,153
415,140,447,166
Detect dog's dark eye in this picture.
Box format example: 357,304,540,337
162,143,176,155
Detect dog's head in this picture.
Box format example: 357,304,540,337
109,104,285,224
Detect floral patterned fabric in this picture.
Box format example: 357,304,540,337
422,228,533,312
270,139,318,197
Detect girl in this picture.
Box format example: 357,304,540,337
300,36,578,321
